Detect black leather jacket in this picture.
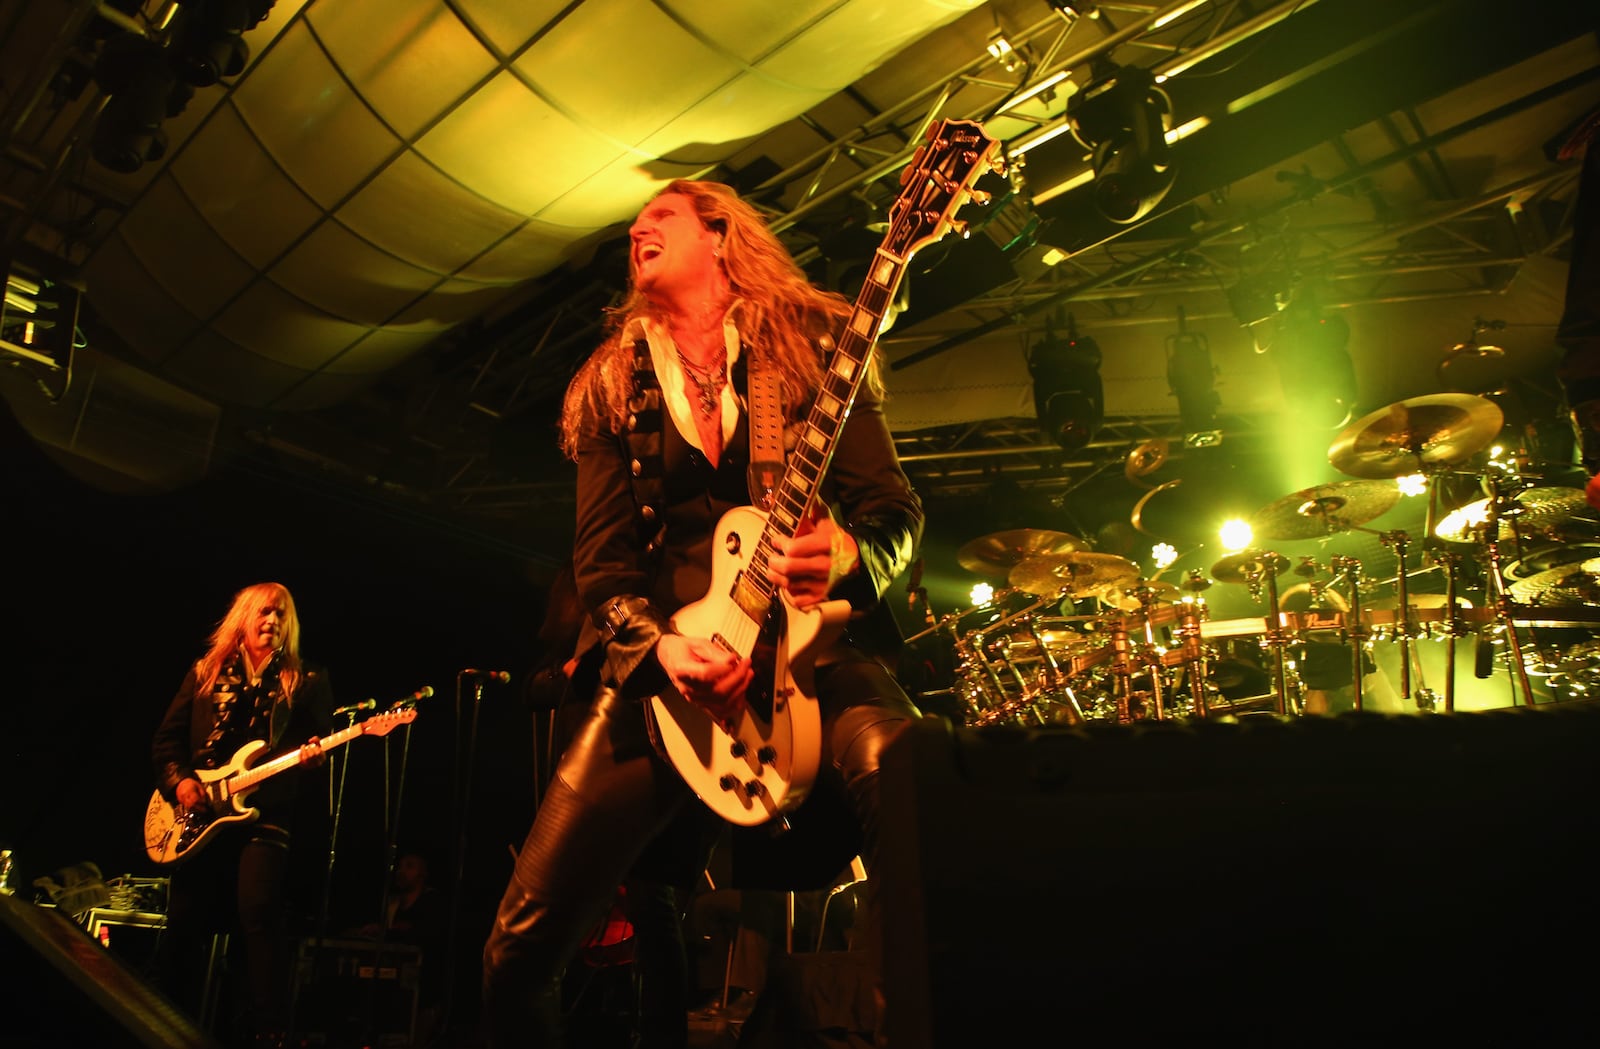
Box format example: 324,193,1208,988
569,341,924,700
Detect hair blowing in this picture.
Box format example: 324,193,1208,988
559,179,886,459
195,581,303,700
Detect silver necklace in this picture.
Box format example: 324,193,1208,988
678,348,727,416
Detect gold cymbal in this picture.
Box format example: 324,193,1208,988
956,528,1085,577
1328,393,1503,479
1435,487,1590,544
1210,549,1290,585
1249,480,1400,540
1508,562,1600,606
1008,551,1140,597
1100,579,1182,611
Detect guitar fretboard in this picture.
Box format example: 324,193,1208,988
730,248,904,621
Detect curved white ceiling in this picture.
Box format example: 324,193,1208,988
80,0,984,413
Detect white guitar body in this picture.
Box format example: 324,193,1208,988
650,505,849,826
143,739,269,866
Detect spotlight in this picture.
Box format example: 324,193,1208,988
171,0,261,87
1165,318,1220,446
1274,307,1357,429
1067,63,1177,224
1029,314,1104,452
90,35,177,173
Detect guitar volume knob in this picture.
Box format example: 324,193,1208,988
728,740,747,758
718,774,739,792
744,780,766,798
756,746,777,765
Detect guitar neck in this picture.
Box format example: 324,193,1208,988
738,252,903,609
227,719,366,793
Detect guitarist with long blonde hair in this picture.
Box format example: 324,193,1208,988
483,178,926,1048
150,581,334,1048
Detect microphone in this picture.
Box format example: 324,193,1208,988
396,685,435,704
461,669,512,683
332,699,377,718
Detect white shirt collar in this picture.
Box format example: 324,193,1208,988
622,304,744,455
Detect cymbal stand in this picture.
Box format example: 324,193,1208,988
1020,613,1088,724
1132,589,1167,721
1330,555,1367,712
1377,530,1418,706
963,592,1060,723
1473,476,1538,707
1244,554,1292,716
1428,549,1467,713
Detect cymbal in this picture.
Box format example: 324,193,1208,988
1100,579,1181,611
1508,562,1600,606
956,528,1085,577
1328,393,1503,479
1249,480,1400,540
1009,552,1139,597
1435,487,1590,543
1210,549,1290,585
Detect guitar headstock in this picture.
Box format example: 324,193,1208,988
886,120,1003,260
361,707,419,736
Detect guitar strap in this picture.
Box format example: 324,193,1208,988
746,347,785,510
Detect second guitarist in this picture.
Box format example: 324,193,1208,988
149,580,334,1047
482,179,926,1049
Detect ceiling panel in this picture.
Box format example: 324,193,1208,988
270,221,444,321
116,174,256,319
336,150,528,274
169,104,324,269
232,19,403,209
310,0,498,140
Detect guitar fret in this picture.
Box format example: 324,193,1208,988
831,356,855,381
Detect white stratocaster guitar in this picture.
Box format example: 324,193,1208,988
650,119,1002,826
143,707,417,865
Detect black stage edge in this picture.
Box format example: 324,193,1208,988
0,893,221,1048
879,706,1600,1047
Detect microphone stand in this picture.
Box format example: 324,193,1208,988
293,706,361,1045
357,708,418,1048
437,673,488,1038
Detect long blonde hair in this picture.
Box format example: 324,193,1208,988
559,179,884,458
195,581,303,700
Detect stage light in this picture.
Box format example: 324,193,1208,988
1165,321,1220,447
170,0,267,87
2,261,81,369
1151,542,1178,570
970,582,995,607
1396,474,1428,497
1219,519,1253,552
1067,62,1177,224
90,34,177,173
1029,314,1104,452
1273,307,1357,429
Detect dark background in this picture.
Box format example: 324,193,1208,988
0,398,556,1026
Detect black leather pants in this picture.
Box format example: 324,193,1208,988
481,658,918,1049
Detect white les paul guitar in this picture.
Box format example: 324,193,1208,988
650,119,1001,826
142,707,417,865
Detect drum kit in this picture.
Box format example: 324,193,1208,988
911,393,1600,728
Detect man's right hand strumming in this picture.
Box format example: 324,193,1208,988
656,633,752,724
175,778,205,811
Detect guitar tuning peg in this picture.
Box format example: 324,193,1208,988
948,219,971,238
968,188,993,206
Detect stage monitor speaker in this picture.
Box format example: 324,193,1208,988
879,707,1600,1048
0,893,221,1048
